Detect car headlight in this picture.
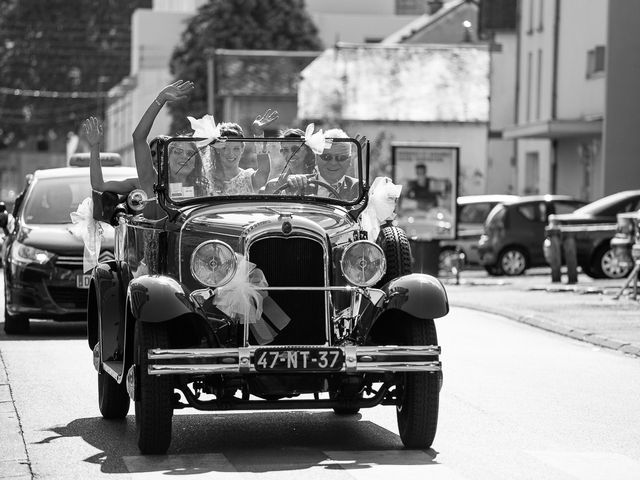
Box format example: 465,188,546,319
190,240,237,287
340,240,386,287
11,241,54,265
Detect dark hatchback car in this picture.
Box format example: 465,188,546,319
3,166,136,334
543,189,640,278
88,135,449,454
478,195,587,275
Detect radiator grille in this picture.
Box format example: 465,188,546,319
48,286,88,309
248,236,327,346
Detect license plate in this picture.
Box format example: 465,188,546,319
76,274,91,289
254,348,343,372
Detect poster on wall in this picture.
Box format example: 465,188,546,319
392,143,459,241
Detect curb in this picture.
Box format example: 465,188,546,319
450,300,640,359
0,349,32,479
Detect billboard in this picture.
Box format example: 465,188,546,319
392,143,459,240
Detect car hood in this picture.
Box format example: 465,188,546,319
550,213,617,225
183,202,358,240
16,222,115,255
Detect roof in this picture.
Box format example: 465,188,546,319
298,43,489,122
457,194,518,205
33,166,137,179
381,0,470,44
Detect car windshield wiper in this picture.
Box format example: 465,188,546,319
275,143,304,183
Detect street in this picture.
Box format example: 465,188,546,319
2,300,640,479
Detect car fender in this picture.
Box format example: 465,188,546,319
127,275,203,324
379,273,449,318
88,261,123,351
354,273,449,343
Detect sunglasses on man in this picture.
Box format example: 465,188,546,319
318,153,350,163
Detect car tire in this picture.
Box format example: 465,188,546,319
376,225,412,286
590,245,632,279
396,316,440,449
134,321,173,454
484,265,503,276
332,406,360,415
498,248,527,276
4,307,29,334
98,367,130,419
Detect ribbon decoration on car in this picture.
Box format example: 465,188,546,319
360,176,403,241
303,123,332,155
69,196,105,273
187,114,225,148
212,254,290,344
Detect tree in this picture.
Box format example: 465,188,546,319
168,0,322,133
0,0,151,149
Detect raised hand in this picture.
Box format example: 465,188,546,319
251,108,279,136
82,116,103,146
156,80,195,104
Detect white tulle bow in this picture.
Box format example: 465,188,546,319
69,197,104,273
304,123,332,154
187,114,224,148
360,177,403,241
213,254,268,326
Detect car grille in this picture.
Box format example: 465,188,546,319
48,286,88,309
55,250,114,269
248,236,327,346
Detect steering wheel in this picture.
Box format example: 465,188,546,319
273,179,342,199
192,175,211,193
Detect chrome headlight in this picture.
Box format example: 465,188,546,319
190,240,237,287
11,241,54,265
340,240,386,287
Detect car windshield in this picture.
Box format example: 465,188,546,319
22,176,92,225
164,137,364,204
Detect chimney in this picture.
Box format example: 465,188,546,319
427,0,444,15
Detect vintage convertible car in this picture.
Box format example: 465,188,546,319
88,135,449,454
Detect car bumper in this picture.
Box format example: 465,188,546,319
145,345,442,375
5,261,89,320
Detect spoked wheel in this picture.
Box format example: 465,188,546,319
498,248,527,276
396,317,440,449
4,307,29,334
134,321,173,454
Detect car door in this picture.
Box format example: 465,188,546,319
512,201,548,266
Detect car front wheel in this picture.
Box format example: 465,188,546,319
98,368,130,419
498,248,527,276
134,321,173,454
396,316,440,449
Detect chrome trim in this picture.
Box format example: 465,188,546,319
147,345,441,375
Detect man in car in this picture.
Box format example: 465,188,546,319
283,128,361,201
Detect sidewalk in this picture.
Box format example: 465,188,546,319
442,267,640,358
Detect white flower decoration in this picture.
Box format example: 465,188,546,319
304,123,332,155
187,114,224,147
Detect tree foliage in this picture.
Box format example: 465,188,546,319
169,0,322,133
0,0,151,148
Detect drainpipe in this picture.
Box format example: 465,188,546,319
550,0,561,194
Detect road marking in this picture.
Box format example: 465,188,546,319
527,450,640,480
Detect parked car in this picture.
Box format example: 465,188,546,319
439,194,518,268
89,134,448,454
542,190,640,278
478,195,587,275
3,165,137,334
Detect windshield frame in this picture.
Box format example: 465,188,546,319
157,136,367,208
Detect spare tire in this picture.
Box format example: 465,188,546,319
376,225,412,286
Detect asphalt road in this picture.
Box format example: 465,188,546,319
2,305,640,479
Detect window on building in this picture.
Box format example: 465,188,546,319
537,0,544,31
527,0,534,34
526,51,533,122
536,49,542,120
586,45,606,78
396,0,426,15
